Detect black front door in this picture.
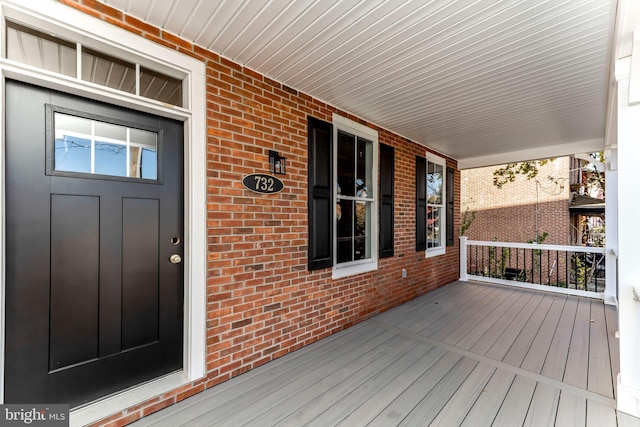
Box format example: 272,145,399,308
5,80,184,407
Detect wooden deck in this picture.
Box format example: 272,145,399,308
131,281,640,426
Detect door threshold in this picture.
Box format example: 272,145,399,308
69,371,188,427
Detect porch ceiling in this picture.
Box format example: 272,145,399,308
103,0,618,168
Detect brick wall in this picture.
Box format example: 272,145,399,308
57,2,461,426
460,157,571,245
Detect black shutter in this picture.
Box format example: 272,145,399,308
416,156,426,251
308,117,333,270
446,166,455,246
379,144,394,258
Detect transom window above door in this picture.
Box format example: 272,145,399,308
49,109,159,181
6,21,184,107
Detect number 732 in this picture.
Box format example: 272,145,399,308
254,175,274,192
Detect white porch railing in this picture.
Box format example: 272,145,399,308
459,237,606,300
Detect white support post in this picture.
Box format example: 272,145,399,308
459,236,468,281
629,31,640,104
616,54,640,418
604,148,618,306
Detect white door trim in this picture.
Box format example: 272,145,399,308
0,1,207,425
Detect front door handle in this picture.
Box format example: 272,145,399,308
169,254,182,264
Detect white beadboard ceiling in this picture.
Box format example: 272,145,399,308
102,0,620,168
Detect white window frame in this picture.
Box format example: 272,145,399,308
426,153,446,258
332,113,378,279
0,1,207,425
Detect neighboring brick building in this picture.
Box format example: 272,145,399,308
461,157,572,245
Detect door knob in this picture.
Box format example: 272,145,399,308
169,254,182,264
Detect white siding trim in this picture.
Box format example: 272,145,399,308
331,113,379,279
426,152,446,258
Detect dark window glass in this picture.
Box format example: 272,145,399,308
337,131,355,197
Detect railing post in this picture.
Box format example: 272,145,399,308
459,236,468,281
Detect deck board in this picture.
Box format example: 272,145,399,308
427,362,496,426
588,301,614,398
398,357,479,426
604,304,620,394
587,400,618,427
541,297,578,380
130,281,635,427
329,346,447,426
441,288,518,346
142,324,391,427
523,383,560,427
434,287,515,344
456,289,532,351
555,391,586,427
245,336,426,426
563,298,591,388
367,352,462,427
460,368,516,426
520,295,567,374
418,286,505,338
395,285,498,336
500,293,555,367
491,376,538,426
189,331,405,426
274,343,445,427
374,282,471,325
471,291,543,357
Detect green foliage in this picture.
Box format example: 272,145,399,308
527,231,549,271
460,207,476,236
493,160,551,188
574,255,587,290
486,238,510,278
527,231,549,245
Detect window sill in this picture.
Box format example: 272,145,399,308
426,247,446,258
332,260,378,279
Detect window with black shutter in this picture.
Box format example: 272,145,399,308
379,144,394,258
446,166,455,246
416,155,426,251
307,114,380,277
418,153,449,256
307,117,333,270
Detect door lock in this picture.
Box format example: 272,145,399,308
169,254,182,264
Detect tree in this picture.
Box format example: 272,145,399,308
492,159,551,188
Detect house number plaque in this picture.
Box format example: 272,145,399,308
242,173,284,194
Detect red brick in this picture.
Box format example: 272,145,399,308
124,14,160,36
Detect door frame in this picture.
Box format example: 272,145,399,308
0,1,207,425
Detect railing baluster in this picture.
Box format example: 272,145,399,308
565,251,569,289
556,251,560,287
531,247,534,285
546,250,550,285
539,249,542,286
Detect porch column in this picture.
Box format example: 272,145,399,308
615,44,640,417
459,236,468,281
604,148,617,306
